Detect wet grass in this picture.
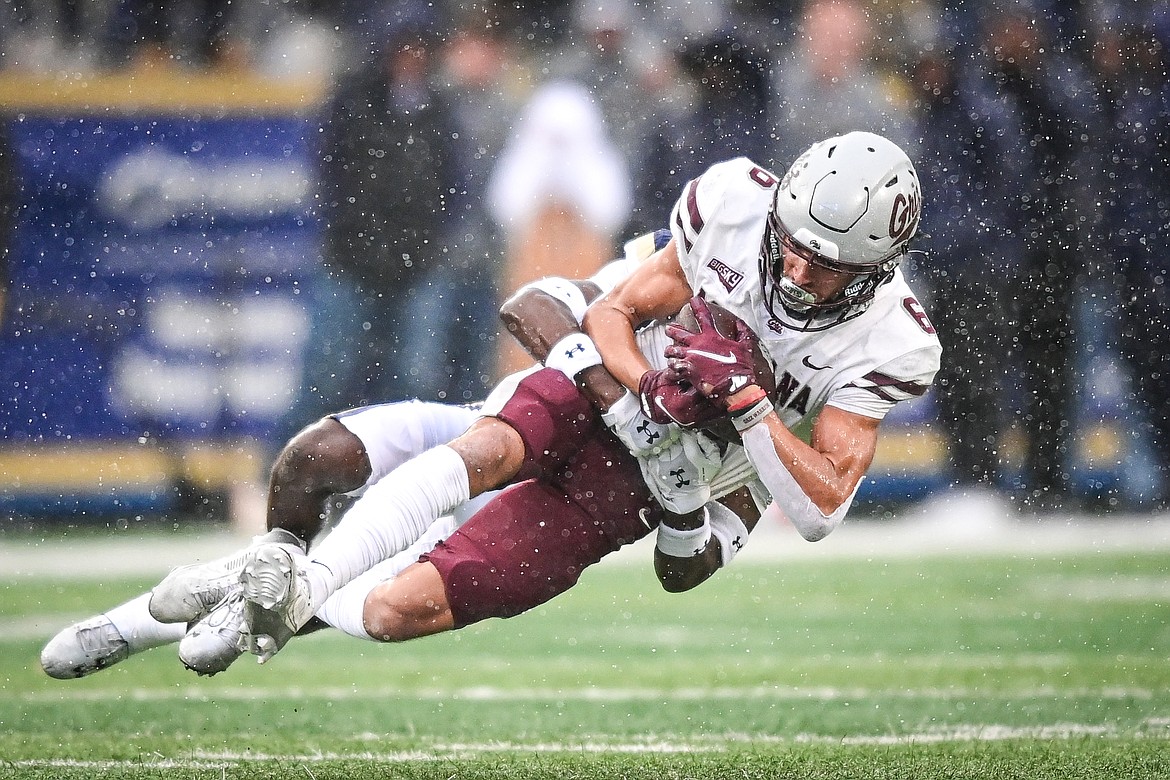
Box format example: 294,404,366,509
2,545,1169,778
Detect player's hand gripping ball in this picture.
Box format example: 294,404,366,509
665,297,775,404
641,297,775,443
637,369,723,428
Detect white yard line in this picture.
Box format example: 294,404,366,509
16,682,1165,704
3,502,1169,580
10,720,1170,769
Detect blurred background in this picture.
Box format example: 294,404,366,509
0,0,1167,530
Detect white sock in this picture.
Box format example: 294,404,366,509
304,445,470,609
104,592,187,650
316,514,459,641
316,580,377,641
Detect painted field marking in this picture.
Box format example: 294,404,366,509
18,683,1167,704
10,720,1170,771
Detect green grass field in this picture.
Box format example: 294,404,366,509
2,525,1170,779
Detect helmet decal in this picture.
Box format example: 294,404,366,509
888,191,920,243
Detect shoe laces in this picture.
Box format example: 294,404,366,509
199,592,246,635
76,619,125,653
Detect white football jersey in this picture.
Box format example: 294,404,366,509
665,157,942,504
669,157,941,432
532,179,939,509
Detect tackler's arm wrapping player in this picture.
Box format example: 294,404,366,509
498,233,766,593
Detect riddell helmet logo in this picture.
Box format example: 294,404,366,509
889,190,920,242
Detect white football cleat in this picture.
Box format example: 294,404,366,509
148,528,305,624
40,615,130,679
239,543,315,664
178,592,247,677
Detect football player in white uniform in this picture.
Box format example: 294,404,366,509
587,131,941,544
42,132,939,679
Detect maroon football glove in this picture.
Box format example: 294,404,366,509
664,297,762,407
638,368,723,428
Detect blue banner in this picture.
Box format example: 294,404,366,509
2,115,320,447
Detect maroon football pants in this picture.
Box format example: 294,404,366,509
420,368,665,627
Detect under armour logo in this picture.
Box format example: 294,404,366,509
564,342,586,359
636,420,660,444
731,535,744,551
670,468,690,488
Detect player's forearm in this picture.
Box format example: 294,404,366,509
755,416,854,512
654,543,721,592
499,283,600,364
721,383,860,515
499,284,630,413
583,236,693,393
581,298,654,392
574,364,633,411
654,506,721,592
737,418,857,541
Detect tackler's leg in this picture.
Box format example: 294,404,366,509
178,403,482,674
238,416,526,664
148,418,367,625
41,593,187,679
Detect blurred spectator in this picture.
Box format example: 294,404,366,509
930,0,1094,58
1,0,92,70
550,0,690,235
436,16,530,396
768,0,910,171
486,80,631,376
633,29,769,231
499,0,575,50
309,6,472,411
551,0,662,173
1089,7,1170,509
103,0,242,70
961,4,1093,510
910,39,1016,499
249,3,344,82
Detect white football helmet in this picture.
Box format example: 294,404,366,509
760,131,922,331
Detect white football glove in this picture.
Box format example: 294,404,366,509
602,391,680,457
638,428,722,514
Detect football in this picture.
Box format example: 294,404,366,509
670,299,776,443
